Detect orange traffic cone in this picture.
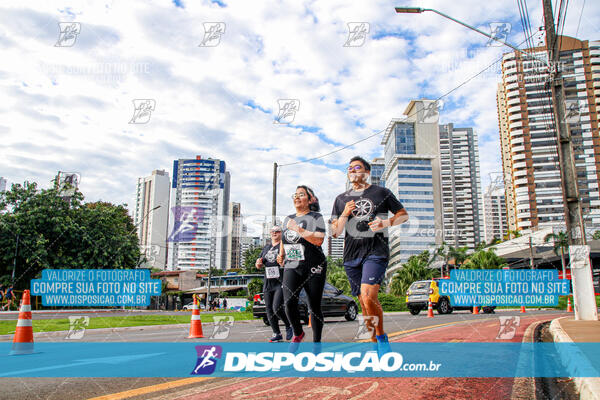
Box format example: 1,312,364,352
188,296,203,338
308,314,312,327
567,297,573,312
520,305,526,313
473,306,479,315
427,300,434,318
11,290,34,355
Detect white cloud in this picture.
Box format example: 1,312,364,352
0,0,598,226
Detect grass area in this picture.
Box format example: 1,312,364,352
0,312,253,335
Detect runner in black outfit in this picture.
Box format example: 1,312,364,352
330,156,409,355
256,225,293,342
277,186,327,346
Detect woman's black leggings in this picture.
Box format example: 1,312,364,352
263,283,290,335
282,265,327,342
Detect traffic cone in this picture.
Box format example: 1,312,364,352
567,297,573,312
188,295,203,338
427,300,434,318
473,306,479,315
520,305,526,313
308,314,312,328
11,290,34,355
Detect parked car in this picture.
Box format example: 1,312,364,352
253,282,358,325
182,302,206,311
406,279,496,315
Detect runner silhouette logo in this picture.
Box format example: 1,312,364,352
191,345,222,375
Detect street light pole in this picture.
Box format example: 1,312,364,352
272,162,278,226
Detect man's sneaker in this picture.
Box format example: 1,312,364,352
288,331,305,353
285,326,293,341
376,334,391,357
269,333,283,342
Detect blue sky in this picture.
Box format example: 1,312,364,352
0,0,598,235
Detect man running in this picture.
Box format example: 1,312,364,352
256,225,293,342
1,284,15,311
330,156,408,354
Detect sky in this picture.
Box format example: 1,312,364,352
1,0,599,237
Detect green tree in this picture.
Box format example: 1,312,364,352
388,252,436,297
247,277,263,298
544,231,569,278
0,181,141,290
242,246,263,274
462,248,507,269
326,256,351,296
593,231,600,240
504,229,521,241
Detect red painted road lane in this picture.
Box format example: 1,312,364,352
160,313,567,400
394,312,569,343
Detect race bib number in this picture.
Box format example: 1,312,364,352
265,266,280,279
284,244,305,261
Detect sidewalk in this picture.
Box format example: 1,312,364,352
549,316,600,400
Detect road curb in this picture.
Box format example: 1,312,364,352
0,318,258,340
510,319,546,400
549,317,600,400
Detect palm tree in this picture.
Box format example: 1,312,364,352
504,229,521,241
462,248,507,269
544,231,569,279
389,253,436,296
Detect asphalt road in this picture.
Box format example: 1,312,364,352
0,309,569,400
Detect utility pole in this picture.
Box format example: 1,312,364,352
542,0,586,246
529,236,535,269
272,162,278,226
542,0,597,320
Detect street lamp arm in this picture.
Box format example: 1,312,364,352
395,6,548,65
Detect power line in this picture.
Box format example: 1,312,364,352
277,31,541,170
575,0,586,37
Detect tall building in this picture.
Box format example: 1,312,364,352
439,123,484,249
497,36,600,232
484,184,508,242
0,177,6,192
261,217,282,246
382,100,444,277
240,235,261,267
134,170,170,269
327,234,344,259
370,157,385,186
227,202,242,269
168,156,231,270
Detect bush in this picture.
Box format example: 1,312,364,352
378,293,408,312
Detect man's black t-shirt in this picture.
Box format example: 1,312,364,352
282,211,327,274
259,242,284,290
331,184,404,262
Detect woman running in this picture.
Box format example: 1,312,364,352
277,186,327,345
256,225,293,342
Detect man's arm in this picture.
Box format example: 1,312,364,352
368,208,409,232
